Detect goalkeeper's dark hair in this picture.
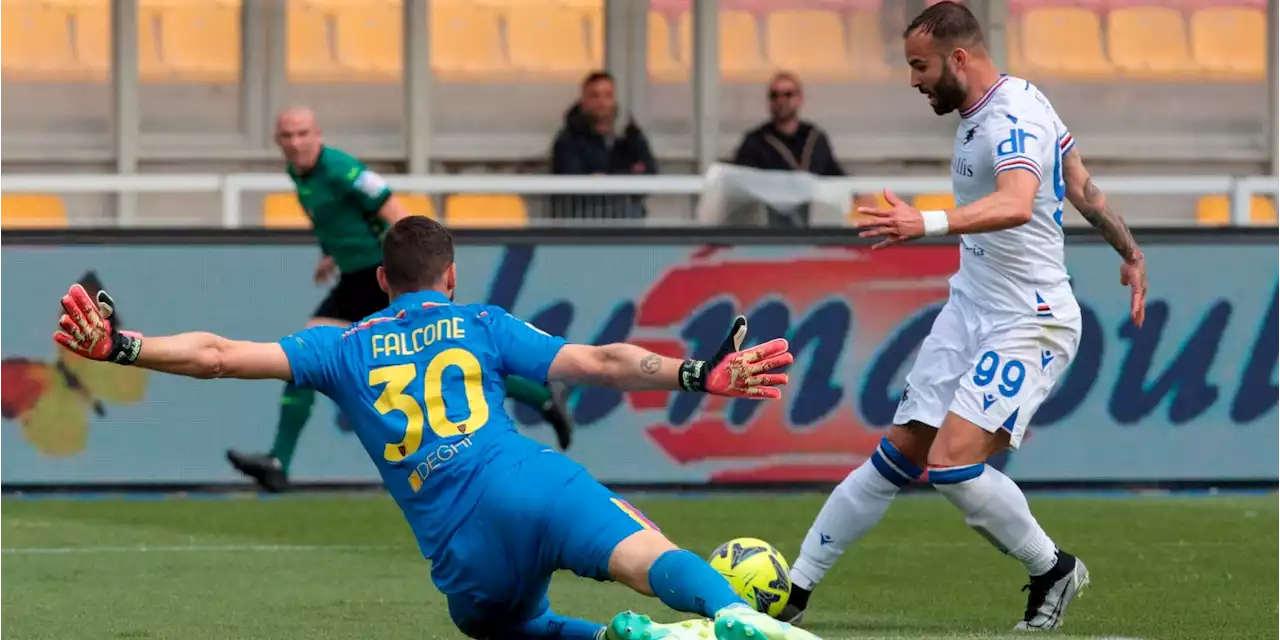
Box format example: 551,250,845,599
381,216,455,293
904,1,985,50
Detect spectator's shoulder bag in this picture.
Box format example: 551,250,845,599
763,128,819,172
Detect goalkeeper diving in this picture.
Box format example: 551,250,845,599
53,216,819,640
228,107,573,492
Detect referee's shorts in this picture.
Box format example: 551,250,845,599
312,265,388,323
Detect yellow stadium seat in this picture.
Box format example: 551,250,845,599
1,3,79,80
263,193,311,228
505,4,594,78
847,8,895,81
1107,7,1196,79
1022,8,1112,79
676,11,769,81
287,0,339,82
1196,195,1278,226
1,194,69,229
144,1,241,82
649,11,686,82
445,195,529,228
847,191,891,226
913,193,956,211
72,2,113,81
395,193,437,219
430,3,508,79
766,10,854,80
334,2,400,80
1191,8,1266,80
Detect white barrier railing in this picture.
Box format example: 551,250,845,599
1,173,1277,228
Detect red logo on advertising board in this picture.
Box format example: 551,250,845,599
623,246,958,482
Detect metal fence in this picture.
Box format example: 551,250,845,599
2,172,1277,227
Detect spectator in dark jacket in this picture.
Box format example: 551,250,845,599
733,71,856,227
551,71,658,220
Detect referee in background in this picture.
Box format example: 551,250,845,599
227,107,574,493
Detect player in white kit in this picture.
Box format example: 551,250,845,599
780,2,1149,631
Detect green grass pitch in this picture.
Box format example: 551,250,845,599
3,492,1275,640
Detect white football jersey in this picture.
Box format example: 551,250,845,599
946,75,1078,319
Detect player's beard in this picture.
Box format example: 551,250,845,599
926,64,967,116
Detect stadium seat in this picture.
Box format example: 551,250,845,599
1107,7,1197,78
1,2,80,81
674,11,769,81
505,3,597,78
430,2,508,79
396,193,437,219
648,11,687,82
847,8,895,81
765,10,855,80
263,193,311,229
913,193,956,211
1190,7,1266,80
1,194,69,229
146,1,242,82
1195,195,1278,226
1021,8,1113,78
72,2,113,82
334,2,401,80
287,0,340,82
444,195,529,228
846,191,891,226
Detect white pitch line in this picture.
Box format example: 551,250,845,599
1,543,399,555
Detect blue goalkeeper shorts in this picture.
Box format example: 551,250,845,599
430,451,659,634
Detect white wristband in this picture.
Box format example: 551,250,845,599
921,209,950,237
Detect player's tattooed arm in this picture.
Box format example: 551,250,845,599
1063,149,1142,263
549,344,689,390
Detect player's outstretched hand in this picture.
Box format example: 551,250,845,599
853,189,923,249
53,284,142,364
1120,254,1148,328
681,316,793,400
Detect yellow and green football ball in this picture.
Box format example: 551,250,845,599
708,537,791,617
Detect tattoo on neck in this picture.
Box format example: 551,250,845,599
640,355,662,374
1080,178,1139,262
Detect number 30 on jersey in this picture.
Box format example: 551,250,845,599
367,348,491,463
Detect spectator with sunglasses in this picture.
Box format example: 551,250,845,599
731,72,849,227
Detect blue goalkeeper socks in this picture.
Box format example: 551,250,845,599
648,549,747,618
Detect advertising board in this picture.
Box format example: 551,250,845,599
3,235,1274,485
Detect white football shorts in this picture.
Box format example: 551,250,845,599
892,288,1081,449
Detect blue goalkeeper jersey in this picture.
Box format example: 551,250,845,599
278,290,568,562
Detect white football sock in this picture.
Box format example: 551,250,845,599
791,444,919,590
931,463,1058,576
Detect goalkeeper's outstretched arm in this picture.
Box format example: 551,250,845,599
548,341,789,395
539,315,792,398
54,284,294,381
123,333,292,381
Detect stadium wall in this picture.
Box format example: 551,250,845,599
2,229,1276,490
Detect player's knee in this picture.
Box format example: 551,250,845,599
927,413,1008,469
607,529,677,595
885,422,934,470
866,435,925,487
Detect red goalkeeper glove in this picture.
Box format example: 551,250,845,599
678,316,793,399
54,284,142,365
